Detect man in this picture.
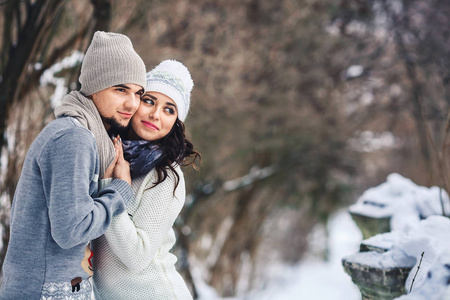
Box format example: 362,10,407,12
0,31,146,299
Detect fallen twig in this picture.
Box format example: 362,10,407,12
410,251,425,293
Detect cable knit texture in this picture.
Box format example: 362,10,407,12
92,165,192,300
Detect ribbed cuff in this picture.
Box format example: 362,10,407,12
109,179,133,208
99,178,113,190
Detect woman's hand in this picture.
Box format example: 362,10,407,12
104,136,132,186
113,136,132,186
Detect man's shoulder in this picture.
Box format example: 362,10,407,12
25,117,97,166
44,117,95,140
34,117,96,152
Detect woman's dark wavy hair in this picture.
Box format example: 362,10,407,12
151,119,201,192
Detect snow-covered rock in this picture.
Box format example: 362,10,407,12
350,215,450,300
349,173,450,232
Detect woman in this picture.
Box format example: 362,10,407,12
92,60,200,300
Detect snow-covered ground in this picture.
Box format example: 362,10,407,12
196,173,450,300
195,209,362,300
346,174,450,300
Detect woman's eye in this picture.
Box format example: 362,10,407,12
165,107,175,114
142,98,154,105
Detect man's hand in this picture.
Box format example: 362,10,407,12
103,138,120,179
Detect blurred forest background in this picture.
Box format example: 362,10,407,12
1,0,450,298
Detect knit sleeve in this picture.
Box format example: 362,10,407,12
39,127,132,249
99,178,113,191
103,167,186,273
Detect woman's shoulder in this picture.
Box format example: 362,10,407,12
133,164,185,204
140,163,184,186
172,163,184,175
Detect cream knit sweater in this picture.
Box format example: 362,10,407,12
92,165,192,300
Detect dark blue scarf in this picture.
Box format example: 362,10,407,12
122,140,164,179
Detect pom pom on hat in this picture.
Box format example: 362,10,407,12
146,60,193,122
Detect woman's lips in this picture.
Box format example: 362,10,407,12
142,120,158,130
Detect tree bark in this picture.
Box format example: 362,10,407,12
209,183,274,297
0,0,64,168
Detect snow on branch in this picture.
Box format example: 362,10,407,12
223,165,277,192
39,51,84,109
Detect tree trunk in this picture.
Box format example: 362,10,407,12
209,183,274,296
0,0,64,170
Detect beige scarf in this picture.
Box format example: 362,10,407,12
54,91,114,178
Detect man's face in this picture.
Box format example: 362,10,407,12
90,83,144,131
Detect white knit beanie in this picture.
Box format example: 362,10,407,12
79,31,146,96
146,60,194,122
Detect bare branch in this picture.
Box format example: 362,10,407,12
0,0,25,6
1,0,15,71
409,252,425,293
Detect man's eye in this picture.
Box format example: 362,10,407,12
116,88,125,92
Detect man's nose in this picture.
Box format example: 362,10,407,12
124,93,140,111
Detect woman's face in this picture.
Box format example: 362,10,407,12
129,92,178,141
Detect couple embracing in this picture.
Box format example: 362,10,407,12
0,31,199,300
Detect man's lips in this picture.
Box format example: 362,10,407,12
118,112,132,118
142,120,158,130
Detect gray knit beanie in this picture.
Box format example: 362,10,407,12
79,31,146,96
146,60,193,122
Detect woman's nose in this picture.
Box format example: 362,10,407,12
150,108,160,120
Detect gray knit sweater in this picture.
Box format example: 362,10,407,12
0,117,132,300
